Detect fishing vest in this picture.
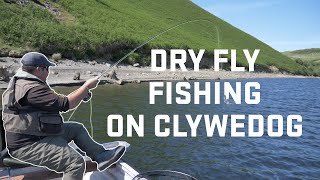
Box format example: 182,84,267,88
2,71,63,136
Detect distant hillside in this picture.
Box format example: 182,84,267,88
283,48,320,76
283,48,320,61
0,0,310,75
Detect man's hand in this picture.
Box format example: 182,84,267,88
84,78,100,90
67,77,100,109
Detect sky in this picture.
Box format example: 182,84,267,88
192,0,320,52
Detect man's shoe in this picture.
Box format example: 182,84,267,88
95,146,126,171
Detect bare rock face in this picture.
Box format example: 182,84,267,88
89,61,97,66
0,49,9,57
269,66,279,73
86,71,92,74
4,0,30,6
9,50,24,58
0,66,12,82
73,72,80,80
4,0,17,4
51,71,58,75
52,53,62,62
117,79,123,85
183,75,188,81
106,70,119,80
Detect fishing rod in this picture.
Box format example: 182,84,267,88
82,19,220,101
68,19,221,136
96,19,219,79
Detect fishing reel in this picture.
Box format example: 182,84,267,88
83,91,92,103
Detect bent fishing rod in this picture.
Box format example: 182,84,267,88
82,19,219,102
96,19,218,79
70,19,220,130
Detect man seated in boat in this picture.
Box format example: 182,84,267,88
1,52,126,180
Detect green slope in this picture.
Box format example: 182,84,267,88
283,48,320,76
283,48,320,61
0,0,309,75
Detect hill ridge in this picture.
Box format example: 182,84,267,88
0,0,311,75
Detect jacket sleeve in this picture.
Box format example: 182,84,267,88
20,84,69,112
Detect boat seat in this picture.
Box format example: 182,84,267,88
2,156,29,167
0,149,29,168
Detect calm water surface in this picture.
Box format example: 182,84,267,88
3,78,319,179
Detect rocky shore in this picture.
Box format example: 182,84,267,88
0,57,310,89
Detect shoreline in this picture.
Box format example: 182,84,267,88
0,57,316,89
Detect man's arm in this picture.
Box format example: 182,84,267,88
21,78,99,112
67,78,99,109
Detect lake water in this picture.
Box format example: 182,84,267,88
2,78,320,179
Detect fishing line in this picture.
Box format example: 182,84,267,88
67,19,221,137
66,99,93,137
67,106,78,122
89,98,94,138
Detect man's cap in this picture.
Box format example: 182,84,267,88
21,52,56,67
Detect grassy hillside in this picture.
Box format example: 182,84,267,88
283,48,320,61
0,0,310,75
283,48,320,76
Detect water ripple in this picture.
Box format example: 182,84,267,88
54,78,320,179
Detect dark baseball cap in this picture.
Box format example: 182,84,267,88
21,52,56,67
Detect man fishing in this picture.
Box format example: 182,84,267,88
1,52,126,180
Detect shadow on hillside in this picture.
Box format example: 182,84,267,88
95,0,121,13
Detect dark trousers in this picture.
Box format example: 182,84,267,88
9,122,105,180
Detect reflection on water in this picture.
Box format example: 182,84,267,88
1,78,319,179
